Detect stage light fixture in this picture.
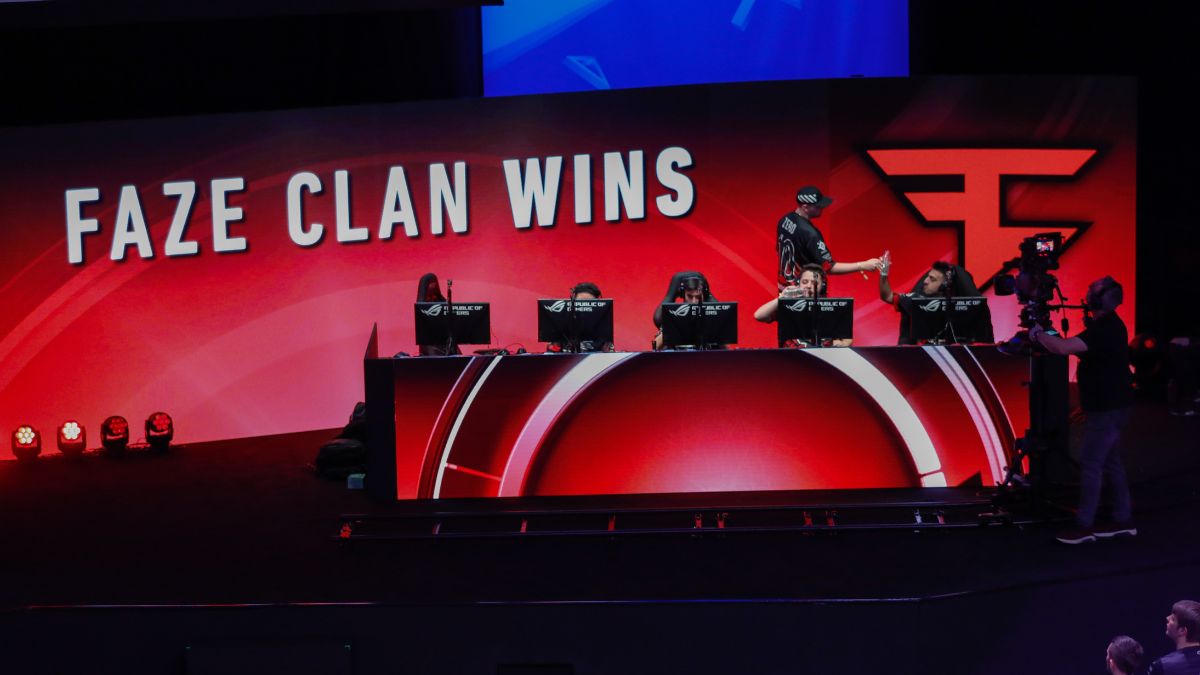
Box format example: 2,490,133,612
12,425,41,461
145,412,173,451
57,420,86,457
100,415,129,453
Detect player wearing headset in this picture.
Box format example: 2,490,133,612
545,281,615,353
651,271,719,351
877,252,993,345
754,263,852,347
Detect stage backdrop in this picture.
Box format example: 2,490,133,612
0,77,1135,457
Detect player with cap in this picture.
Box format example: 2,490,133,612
777,185,882,288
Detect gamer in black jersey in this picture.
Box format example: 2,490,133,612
776,185,881,288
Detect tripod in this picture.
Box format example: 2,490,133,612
986,350,1073,521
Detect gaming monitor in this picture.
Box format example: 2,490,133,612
776,297,854,346
659,302,737,349
414,302,491,347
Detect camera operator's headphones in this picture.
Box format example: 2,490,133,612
1087,276,1122,312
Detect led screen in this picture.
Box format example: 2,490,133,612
0,76,1135,457
484,0,909,96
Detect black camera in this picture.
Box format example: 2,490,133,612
994,232,1063,329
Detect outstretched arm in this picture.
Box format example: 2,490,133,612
877,250,894,303
830,259,881,276
799,228,877,277
1029,324,1088,355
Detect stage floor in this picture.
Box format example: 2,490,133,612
1,396,1198,611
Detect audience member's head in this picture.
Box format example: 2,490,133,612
1106,635,1143,675
1167,600,1200,647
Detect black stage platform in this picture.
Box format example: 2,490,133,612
1,398,1198,674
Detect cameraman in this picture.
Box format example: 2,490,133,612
1029,276,1135,544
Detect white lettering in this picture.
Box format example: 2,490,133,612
110,185,154,261
655,146,694,217
503,156,563,229
286,172,324,247
604,150,644,222
334,169,368,243
65,188,101,264
574,154,591,224
211,178,247,253
430,162,468,235
162,181,199,257
379,166,418,239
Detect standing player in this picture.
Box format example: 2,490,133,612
777,185,881,287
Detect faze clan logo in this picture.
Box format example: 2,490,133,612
864,148,1098,288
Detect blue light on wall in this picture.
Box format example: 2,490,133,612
483,0,909,97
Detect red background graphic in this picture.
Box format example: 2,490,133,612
0,77,1135,457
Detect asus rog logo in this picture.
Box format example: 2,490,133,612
920,299,947,312
784,300,810,312
669,304,692,317
864,148,1098,289
420,304,445,317
544,301,567,313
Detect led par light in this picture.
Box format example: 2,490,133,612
145,412,173,451
100,415,129,453
57,420,86,457
12,425,41,461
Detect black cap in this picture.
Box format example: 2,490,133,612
796,186,833,208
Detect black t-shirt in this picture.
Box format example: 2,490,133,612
892,293,919,345
1146,646,1200,675
1076,312,1133,412
777,212,834,286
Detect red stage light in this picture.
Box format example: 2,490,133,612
100,415,129,453
57,420,86,457
145,412,173,451
12,425,41,461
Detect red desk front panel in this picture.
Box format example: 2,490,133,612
375,347,1030,500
